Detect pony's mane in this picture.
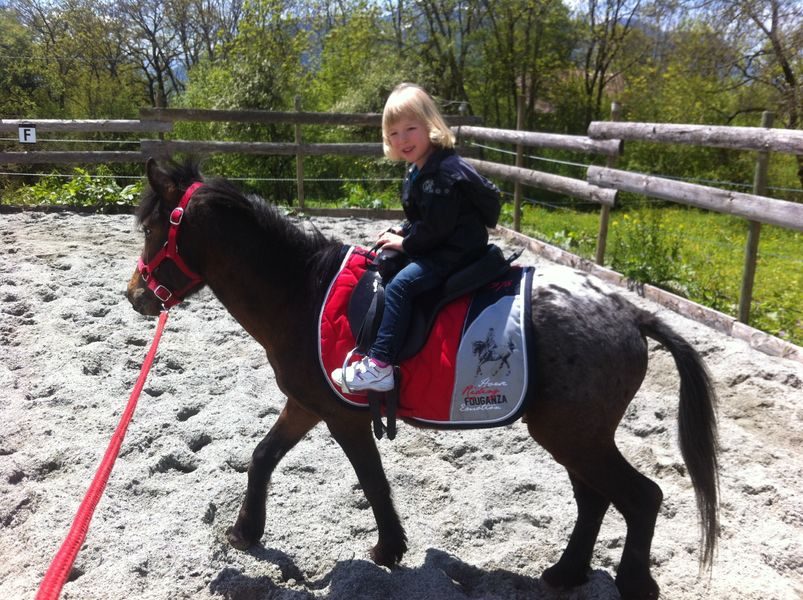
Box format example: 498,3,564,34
138,159,345,302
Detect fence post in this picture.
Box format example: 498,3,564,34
138,107,165,158
595,101,620,265
513,95,525,232
738,110,774,324
295,95,305,211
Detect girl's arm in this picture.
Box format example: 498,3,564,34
401,184,460,256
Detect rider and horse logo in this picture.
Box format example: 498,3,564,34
472,327,515,377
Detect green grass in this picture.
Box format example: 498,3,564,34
505,202,803,347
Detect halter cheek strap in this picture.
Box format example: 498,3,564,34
137,182,205,309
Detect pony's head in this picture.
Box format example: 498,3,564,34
127,158,206,316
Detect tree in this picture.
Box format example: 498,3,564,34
575,0,643,127
116,0,241,108
119,0,186,107
475,0,573,128
10,0,79,113
703,0,803,184
164,0,243,68
311,1,412,112
222,0,308,109
7,0,147,117
64,1,145,116
176,0,310,200
412,0,484,104
0,8,45,116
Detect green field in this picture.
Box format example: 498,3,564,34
505,202,802,347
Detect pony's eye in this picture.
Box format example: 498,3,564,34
142,226,152,237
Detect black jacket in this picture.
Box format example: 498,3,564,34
400,148,501,273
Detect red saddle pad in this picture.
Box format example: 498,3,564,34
318,246,531,428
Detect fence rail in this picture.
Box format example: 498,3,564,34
141,140,383,157
588,121,803,154
455,125,622,156
468,158,617,206
0,119,171,133
587,166,803,231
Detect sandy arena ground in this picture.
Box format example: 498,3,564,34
1,211,801,599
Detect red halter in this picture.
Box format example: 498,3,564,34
137,182,204,309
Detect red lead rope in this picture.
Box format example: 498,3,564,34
36,310,170,600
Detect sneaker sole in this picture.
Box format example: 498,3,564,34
338,374,394,393
331,367,394,393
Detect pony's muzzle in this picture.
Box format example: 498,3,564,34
127,271,163,316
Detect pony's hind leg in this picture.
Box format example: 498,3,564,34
326,418,407,567
572,446,663,600
227,397,320,550
542,473,610,589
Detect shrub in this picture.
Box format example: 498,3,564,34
10,167,141,211
609,210,688,296
341,182,397,209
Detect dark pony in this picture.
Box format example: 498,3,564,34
127,159,719,600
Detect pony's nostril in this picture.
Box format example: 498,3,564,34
127,287,153,314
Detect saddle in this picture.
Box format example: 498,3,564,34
344,244,515,439
348,244,513,361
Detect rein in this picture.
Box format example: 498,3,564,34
137,182,204,309
36,311,169,600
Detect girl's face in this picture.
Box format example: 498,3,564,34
386,117,434,168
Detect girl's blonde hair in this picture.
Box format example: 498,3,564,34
382,83,455,160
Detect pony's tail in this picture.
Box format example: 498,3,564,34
639,312,720,570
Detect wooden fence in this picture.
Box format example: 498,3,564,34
2,106,802,334
454,108,803,329
1,106,481,209
0,119,167,164
586,112,803,323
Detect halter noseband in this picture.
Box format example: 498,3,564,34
137,181,204,309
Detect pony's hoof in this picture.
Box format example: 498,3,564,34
615,572,660,600
541,563,589,589
370,541,406,568
226,525,257,551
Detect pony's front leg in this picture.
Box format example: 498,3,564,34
227,397,320,550
327,419,407,567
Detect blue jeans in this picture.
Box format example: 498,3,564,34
369,258,446,364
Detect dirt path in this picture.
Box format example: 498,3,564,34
1,212,801,599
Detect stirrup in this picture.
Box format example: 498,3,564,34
339,346,362,395
367,367,399,441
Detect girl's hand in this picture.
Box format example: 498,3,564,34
375,231,405,252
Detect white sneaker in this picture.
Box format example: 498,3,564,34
331,356,394,392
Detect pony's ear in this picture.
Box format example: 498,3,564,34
146,157,181,209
